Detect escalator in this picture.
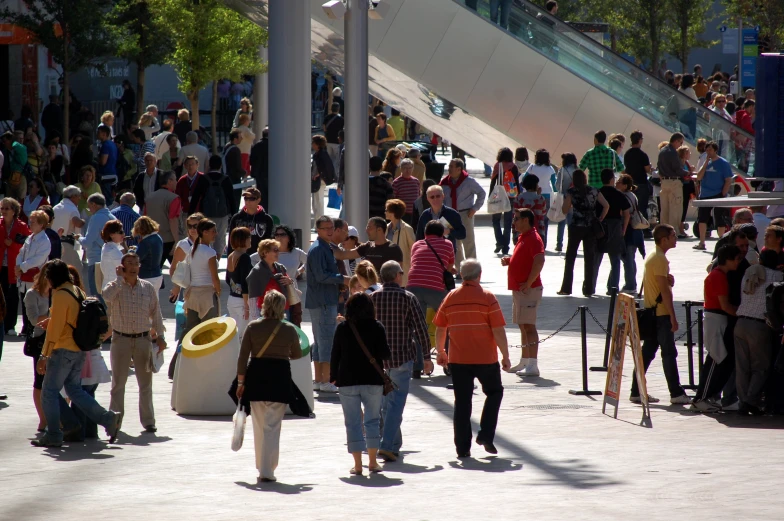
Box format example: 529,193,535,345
228,0,754,171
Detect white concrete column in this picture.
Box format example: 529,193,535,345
268,0,311,241
344,0,369,232
253,45,268,134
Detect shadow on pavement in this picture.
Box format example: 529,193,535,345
338,473,404,487
235,481,315,494
115,433,173,446
381,461,444,474
513,376,561,388
410,385,620,489
40,441,118,461
448,456,522,473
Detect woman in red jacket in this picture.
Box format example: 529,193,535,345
0,197,31,335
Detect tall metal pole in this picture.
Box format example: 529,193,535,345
344,0,369,236
738,17,743,92
253,45,269,134
268,0,310,243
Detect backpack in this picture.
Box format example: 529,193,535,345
201,173,228,217
61,288,109,351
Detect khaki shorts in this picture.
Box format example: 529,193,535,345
512,287,543,325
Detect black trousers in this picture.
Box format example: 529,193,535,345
450,362,503,454
0,267,18,332
633,183,651,219
161,241,175,269
696,316,736,401
560,225,597,295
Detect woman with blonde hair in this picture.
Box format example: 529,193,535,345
234,113,255,174
132,215,164,289
233,97,253,128
98,111,115,138
247,238,297,324
354,260,381,294
236,290,304,483
76,166,102,218
174,108,191,146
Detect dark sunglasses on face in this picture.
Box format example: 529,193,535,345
187,224,198,229
243,196,259,201
274,232,287,237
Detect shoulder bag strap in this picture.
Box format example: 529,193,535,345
424,239,446,271
254,321,282,358
348,321,388,381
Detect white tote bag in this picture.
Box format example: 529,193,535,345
487,184,512,214
546,168,567,223
231,402,247,452
171,249,192,288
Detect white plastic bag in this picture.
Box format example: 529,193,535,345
486,184,511,214
171,252,191,288
231,402,246,452
546,169,567,223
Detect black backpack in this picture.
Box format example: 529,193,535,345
765,282,784,331
202,173,228,217
61,288,109,351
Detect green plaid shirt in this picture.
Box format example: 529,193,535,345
579,145,623,188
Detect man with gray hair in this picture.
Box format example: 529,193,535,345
434,259,511,457
370,260,432,462
440,158,486,268
52,185,86,283
111,192,140,247
79,193,114,297
180,130,209,171
407,148,426,183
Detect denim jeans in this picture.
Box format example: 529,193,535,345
555,210,572,249
380,360,413,454
621,244,638,291
310,304,337,363
451,362,504,454
408,287,447,371
489,0,513,28
492,209,514,254
59,383,99,439
338,384,383,453
630,315,686,398
595,251,622,294
41,349,115,443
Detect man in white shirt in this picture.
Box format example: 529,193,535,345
52,185,86,283
180,131,209,170
153,119,174,159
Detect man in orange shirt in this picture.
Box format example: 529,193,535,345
434,259,511,458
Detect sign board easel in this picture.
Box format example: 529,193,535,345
602,293,652,427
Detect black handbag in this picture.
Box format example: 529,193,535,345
425,239,456,291
591,219,606,240
23,334,45,358
636,292,662,339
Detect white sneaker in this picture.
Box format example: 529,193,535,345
630,394,660,404
508,358,529,373
670,394,692,405
690,400,720,413
313,381,323,392
516,361,540,377
320,382,339,393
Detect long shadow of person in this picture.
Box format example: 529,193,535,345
235,481,315,494
448,456,523,473
339,473,404,487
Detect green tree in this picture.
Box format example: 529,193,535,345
0,0,115,142
667,0,718,73
148,0,266,135
722,0,784,52
107,0,172,118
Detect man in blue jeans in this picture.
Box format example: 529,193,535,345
306,216,350,393
371,261,432,462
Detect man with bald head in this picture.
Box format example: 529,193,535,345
111,192,141,247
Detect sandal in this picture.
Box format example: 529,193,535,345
349,467,363,475
368,465,383,473
556,291,571,296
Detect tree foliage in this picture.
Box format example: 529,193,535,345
667,0,718,72
107,0,172,116
147,0,267,128
722,0,784,52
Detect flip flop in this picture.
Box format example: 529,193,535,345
349,467,363,476
368,465,383,473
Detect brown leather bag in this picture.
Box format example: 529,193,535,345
348,321,397,395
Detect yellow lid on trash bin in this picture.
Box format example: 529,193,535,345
181,317,238,358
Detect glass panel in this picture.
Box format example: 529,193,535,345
456,0,754,174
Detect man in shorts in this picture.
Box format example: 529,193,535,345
502,208,545,376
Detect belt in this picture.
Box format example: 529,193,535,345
738,315,767,324
660,177,682,180
114,331,149,338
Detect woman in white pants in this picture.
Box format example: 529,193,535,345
236,290,304,483
226,227,252,343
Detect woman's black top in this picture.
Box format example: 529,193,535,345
330,319,391,387
226,252,252,298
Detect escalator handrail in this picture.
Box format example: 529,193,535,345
457,0,755,142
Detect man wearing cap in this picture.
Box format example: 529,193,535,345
228,186,274,255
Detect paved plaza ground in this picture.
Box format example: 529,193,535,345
2,177,784,520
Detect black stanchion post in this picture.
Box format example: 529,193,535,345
683,301,697,390
569,306,602,396
697,309,704,374
591,287,617,372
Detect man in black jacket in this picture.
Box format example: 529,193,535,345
369,155,393,219
133,153,161,211
249,127,269,210
228,187,274,255
224,130,245,205
203,154,236,258
40,95,63,141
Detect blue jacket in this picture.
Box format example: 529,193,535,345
305,237,344,309
136,233,163,279
415,205,466,251
80,207,113,265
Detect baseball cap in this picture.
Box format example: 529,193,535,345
242,187,261,199
347,226,359,238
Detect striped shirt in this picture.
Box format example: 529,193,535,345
392,175,420,215
433,280,506,364
111,204,141,247
370,283,431,369
406,237,455,292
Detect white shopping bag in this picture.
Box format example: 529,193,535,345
231,402,246,452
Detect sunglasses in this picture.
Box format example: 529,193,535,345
243,196,259,201
274,232,287,237
187,224,199,229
